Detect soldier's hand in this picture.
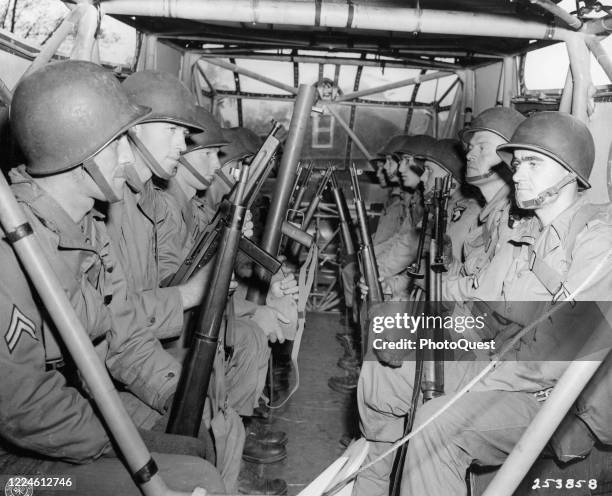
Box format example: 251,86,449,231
270,273,299,301
358,276,369,299
178,263,212,309
242,210,254,238
252,306,289,343
229,272,238,294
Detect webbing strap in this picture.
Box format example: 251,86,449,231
179,155,212,187
123,163,144,193
270,242,318,409
83,158,120,203
529,203,603,302
128,130,172,181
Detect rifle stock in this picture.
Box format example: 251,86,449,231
167,164,250,437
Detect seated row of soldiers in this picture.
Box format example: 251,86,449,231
340,107,612,495
0,60,299,495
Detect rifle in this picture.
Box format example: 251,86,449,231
350,163,383,356
288,166,333,259
166,162,251,437
164,122,284,287
389,177,451,496
422,175,452,401
287,161,314,223
350,163,383,305
329,169,357,262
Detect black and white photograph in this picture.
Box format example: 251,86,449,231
0,1,611,495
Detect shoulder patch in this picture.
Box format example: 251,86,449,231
451,205,466,222
5,305,37,353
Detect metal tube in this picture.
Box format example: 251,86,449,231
566,37,591,122
203,57,298,95
69,3,99,61
0,171,170,496
581,15,612,35
324,104,374,161
586,38,612,83
441,82,462,138
102,1,576,41
502,56,514,107
461,69,475,127
336,71,452,102
199,53,452,69
559,68,573,113
529,0,583,30
482,354,609,496
247,83,316,303
20,4,89,82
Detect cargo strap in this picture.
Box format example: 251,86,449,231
270,241,318,409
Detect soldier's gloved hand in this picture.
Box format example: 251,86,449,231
442,234,454,265
270,273,299,301
252,306,289,343
242,210,254,239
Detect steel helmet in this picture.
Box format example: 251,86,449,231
187,106,229,151
459,107,526,146
371,134,409,163
219,127,261,166
497,111,594,190
421,139,466,183
394,134,439,176
122,70,202,133
11,60,150,176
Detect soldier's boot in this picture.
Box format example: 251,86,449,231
242,435,287,464
328,368,360,394
238,468,288,495
336,333,360,369
244,417,288,447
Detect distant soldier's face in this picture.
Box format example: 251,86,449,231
90,134,134,201
138,122,188,177
466,130,505,179
511,149,568,207
182,146,222,189
383,155,399,177
398,154,421,189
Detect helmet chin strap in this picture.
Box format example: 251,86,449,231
83,158,121,204
179,155,211,187
516,173,577,209
123,163,145,194
465,169,497,184
127,129,172,181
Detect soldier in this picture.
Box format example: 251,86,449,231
375,136,481,291
398,111,612,495
0,60,224,495
443,107,526,300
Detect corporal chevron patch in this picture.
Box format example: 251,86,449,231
5,305,37,353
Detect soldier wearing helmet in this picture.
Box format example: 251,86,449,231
443,106,526,301
397,111,612,495
0,60,224,495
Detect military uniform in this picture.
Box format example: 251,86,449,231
355,196,612,496
106,182,185,339
0,170,224,494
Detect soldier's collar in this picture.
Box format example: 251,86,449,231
479,183,511,223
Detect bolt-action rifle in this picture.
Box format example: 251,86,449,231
166,162,251,437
